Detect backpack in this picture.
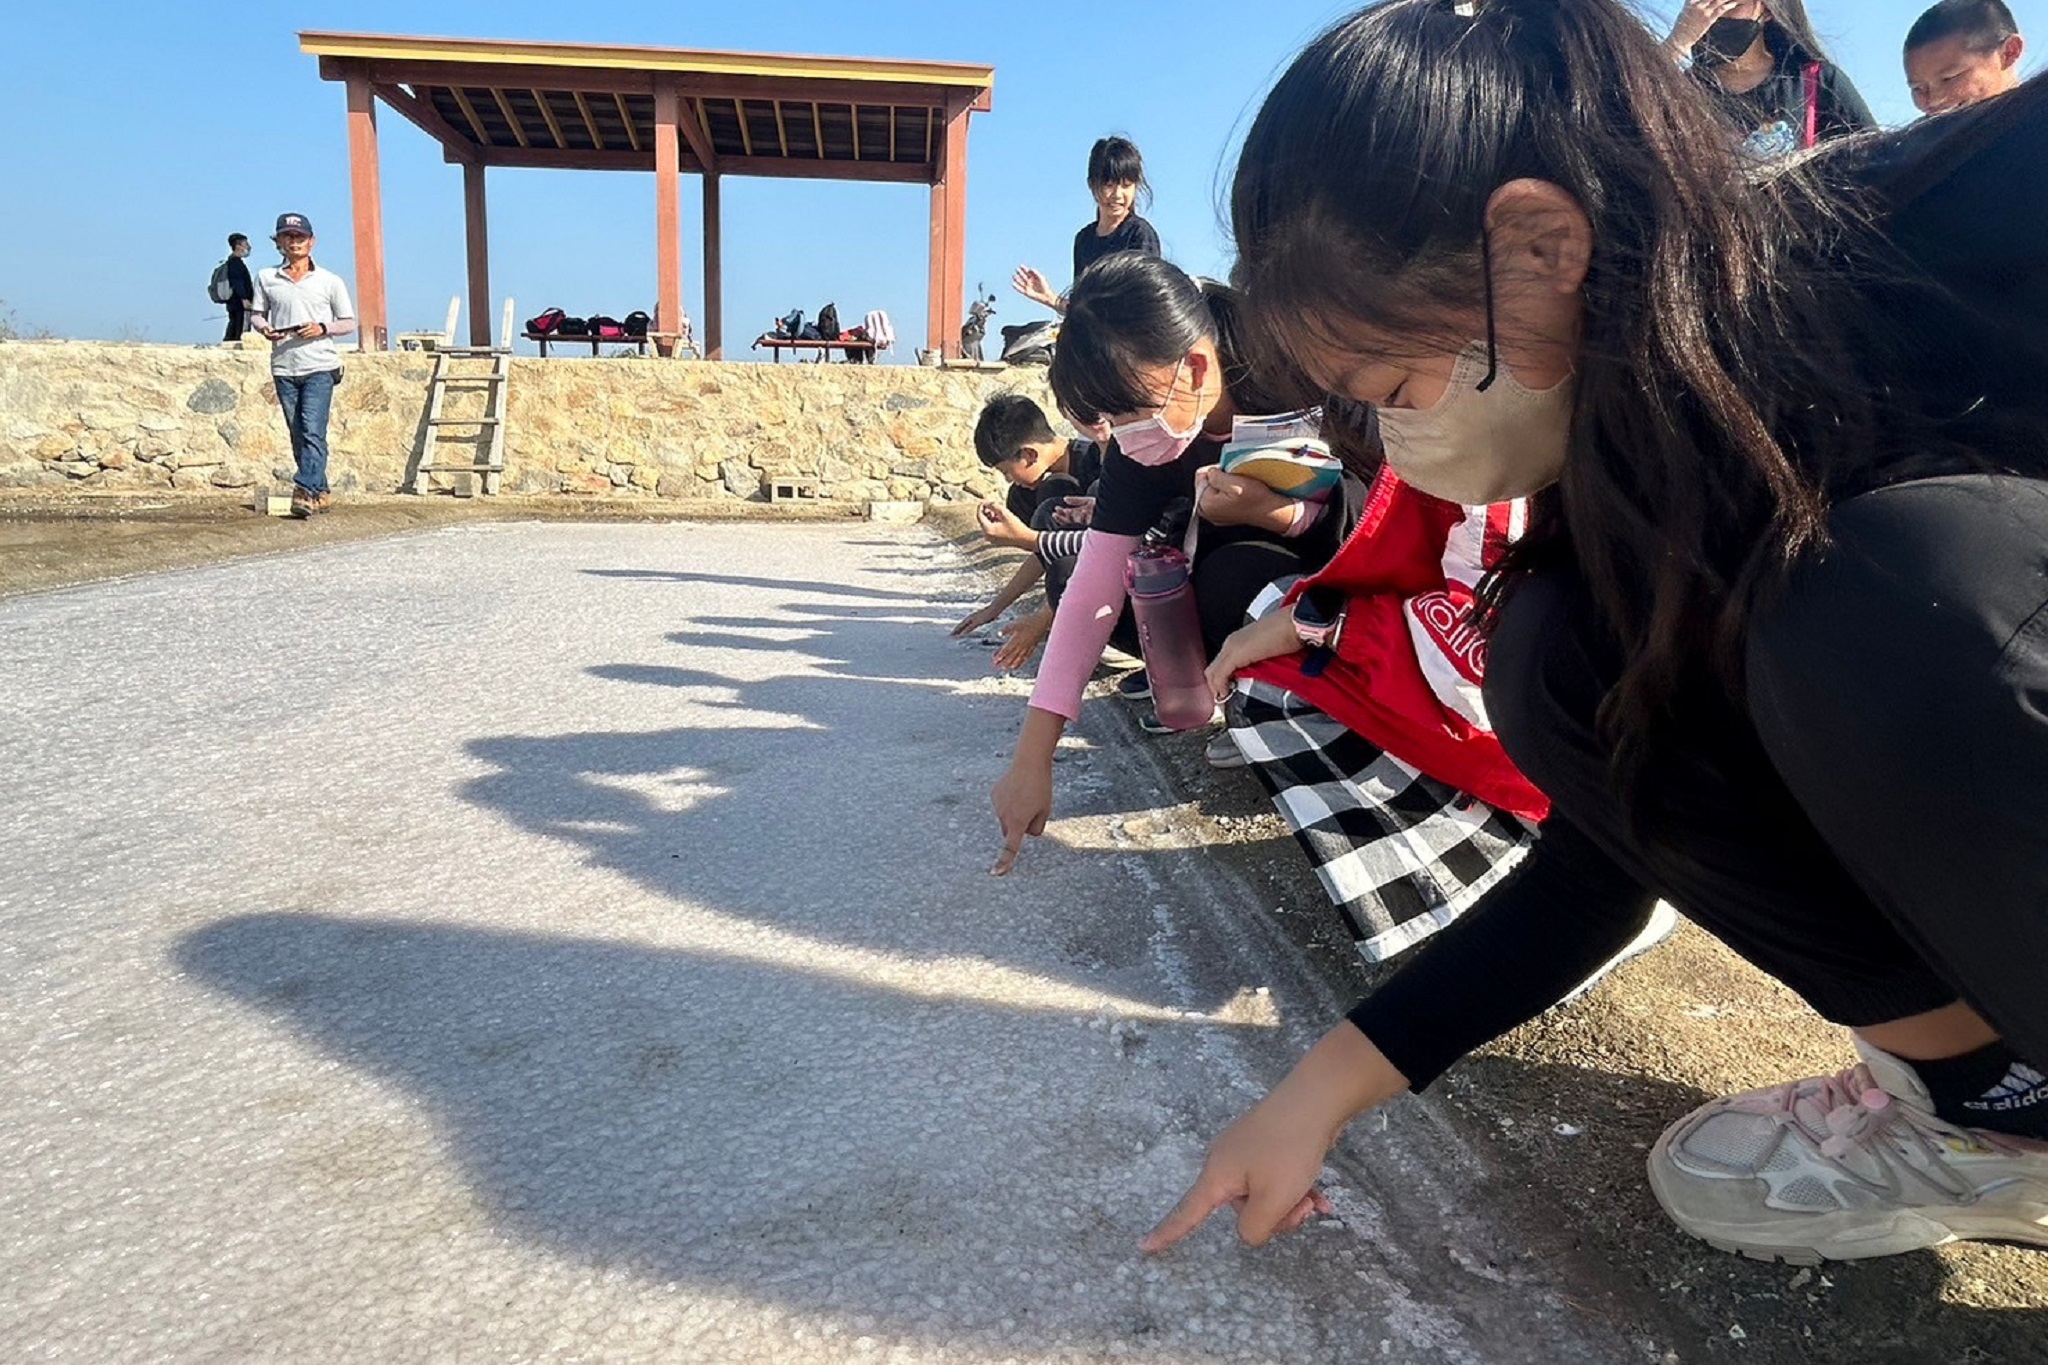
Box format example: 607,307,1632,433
774,309,804,341
622,310,651,339
207,259,235,305
816,303,840,341
525,307,567,336
556,315,590,337
588,315,626,341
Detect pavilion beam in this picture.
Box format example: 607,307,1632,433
927,94,971,360
703,172,724,359
449,86,492,145
451,145,931,183
677,97,717,171
344,72,389,352
371,82,479,163
613,93,643,152
464,162,491,346
357,60,654,95
330,57,992,112
490,88,531,147
653,81,686,357
570,91,607,150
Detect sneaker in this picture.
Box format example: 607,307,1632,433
1646,1039,2048,1264
1115,669,1152,702
1558,901,1680,1004
1205,730,1249,769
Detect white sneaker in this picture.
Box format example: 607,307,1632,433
1557,901,1680,1004
1647,1039,2048,1264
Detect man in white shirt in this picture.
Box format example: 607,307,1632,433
246,212,357,515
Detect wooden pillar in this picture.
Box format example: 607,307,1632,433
702,172,723,359
463,162,490,347
653,81,685,356
927,98,971,359
344,73,389,352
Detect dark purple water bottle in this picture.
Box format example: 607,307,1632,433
1126,535,1215,732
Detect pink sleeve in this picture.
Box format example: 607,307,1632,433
1028,529,1140,721
1282,497,1328,538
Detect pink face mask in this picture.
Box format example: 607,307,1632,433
1109,359,1205,467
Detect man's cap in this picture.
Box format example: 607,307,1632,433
274,212,314,237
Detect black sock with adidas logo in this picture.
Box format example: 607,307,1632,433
1909,1040,2048,1139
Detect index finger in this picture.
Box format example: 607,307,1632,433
990,833,1024,877
1141,1174,1237,1254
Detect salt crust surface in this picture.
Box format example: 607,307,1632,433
0,522,1625,1363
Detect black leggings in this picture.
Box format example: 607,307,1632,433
1490,476,2048,1065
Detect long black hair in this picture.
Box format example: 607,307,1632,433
1231,0,2048,823
1086,135,1153,210
1048,252,1288,429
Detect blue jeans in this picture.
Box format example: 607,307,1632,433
273,370,338,495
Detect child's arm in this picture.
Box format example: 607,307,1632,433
992,529,1139,875
976,500,1040,551
951,557,1044,636
1195,469,1326,537
1142,1022,1406,1252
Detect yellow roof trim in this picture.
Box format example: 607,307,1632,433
299,31,994,90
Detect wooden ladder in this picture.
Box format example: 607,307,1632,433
414,297,515,496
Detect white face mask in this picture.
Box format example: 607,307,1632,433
1374,342,1574,505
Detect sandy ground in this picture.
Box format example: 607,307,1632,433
1,492,2043,1362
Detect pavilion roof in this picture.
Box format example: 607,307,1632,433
302,31,994,184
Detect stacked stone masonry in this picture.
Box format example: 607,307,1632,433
0,341,1059,505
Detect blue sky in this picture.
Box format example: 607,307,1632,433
0,2,2027,355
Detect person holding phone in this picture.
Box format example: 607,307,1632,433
246,212,356,516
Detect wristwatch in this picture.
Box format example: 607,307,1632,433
1291,585,1347,677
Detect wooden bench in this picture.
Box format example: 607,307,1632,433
524,331,651,358
750,337,879,364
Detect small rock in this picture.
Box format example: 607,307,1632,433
186,378,239,415
1729,1324,1747,1341
1789,1268,1813,1291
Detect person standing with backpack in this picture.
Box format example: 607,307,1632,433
246,213,356,516
213,234,254,343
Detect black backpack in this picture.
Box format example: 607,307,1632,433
556,315,590,337
774,309,804,341
622,310,651,339
816,302,840,340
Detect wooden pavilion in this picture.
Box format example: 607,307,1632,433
301,32,995,358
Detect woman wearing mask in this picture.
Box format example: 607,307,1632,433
1667,0,1876,157
990,253,1361,873
1147,0,2048,1266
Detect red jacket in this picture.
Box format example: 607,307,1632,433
1244,467,1551,822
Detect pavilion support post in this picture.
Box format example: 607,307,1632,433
927,97,971,360
463,162,490,347
344,73,389,351
702,172,724,359
653,81,685,357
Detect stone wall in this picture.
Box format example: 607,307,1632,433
0,340,1060,505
